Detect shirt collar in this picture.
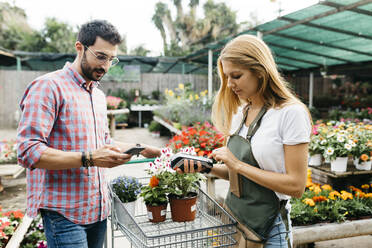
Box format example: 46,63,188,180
63,62,100,90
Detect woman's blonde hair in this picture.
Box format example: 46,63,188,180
212,34,309,135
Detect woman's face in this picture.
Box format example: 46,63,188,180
221,60,260,100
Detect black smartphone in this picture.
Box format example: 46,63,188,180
124,147,145,156
170,153,214,173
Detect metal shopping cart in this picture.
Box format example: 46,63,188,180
109,177,237,248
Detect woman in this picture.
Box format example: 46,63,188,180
182,35,311,247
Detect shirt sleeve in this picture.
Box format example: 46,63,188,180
17,79,60,169
280,104,312,145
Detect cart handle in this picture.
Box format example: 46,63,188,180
125,158,156,164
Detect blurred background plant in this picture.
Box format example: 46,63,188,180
0,140,17,164
154,83,213,126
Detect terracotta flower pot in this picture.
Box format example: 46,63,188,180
146,204,167,223
169,192,198,222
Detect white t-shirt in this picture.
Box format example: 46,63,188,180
231,103,312,200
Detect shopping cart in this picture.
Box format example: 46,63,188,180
109,177,237,248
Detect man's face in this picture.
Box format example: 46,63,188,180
80,36,118,82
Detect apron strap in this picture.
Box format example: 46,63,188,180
246,107,267,141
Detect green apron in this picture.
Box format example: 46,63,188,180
225,107,286,244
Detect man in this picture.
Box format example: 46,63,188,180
17,20,160,248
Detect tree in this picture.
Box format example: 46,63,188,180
152,0,239,56
130,44,150,56
39,18,76,53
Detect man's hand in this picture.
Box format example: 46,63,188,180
140,146,161,158
92,145,132,168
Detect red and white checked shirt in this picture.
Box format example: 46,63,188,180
17,63,112,224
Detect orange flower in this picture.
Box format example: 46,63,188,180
12,210,24,219
365,193,372,198
360,154,369,161
312,196,327,202
149,175,159,188
321,184,332,191
303,198,315,207
355,191,366,198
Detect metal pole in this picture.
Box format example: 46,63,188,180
16,57,22,71
309,72,314,108
257,31,263,40
208,49,213,100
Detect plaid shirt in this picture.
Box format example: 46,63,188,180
17,63,112,224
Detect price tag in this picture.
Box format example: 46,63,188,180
147,211,153,220
191,204,196,212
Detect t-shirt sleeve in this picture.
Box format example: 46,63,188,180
280,104,311,145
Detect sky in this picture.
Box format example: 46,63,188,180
4,0,318,56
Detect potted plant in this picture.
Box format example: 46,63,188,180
166,147,205,222
140,148,174,223
352,136,371,171
309,126,326,166
323,129,353,172
111,176,142,216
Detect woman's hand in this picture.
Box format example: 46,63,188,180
175,159,203,174
211,147,240,171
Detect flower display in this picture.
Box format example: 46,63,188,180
311,121,371,162
0,140,17,164
20,215,47,248
0,206,24,247
168,122,224,157
106,95,126,110
111,176,142,203
290,170,372,226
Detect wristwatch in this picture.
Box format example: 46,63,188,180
81,151,94,168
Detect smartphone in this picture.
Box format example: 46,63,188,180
124,147,145,156
170,153,214,172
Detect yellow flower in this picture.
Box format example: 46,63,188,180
165,88,168,95
313,185,322,195
328,191,340,200
177,96,181,100
194,94,199,100
365,193,372,198
340,190,353,200
361,184,370,189
168,90,174,97
189,95,194,101
303,198,315,207
321,184,332,191
178,83,184,90
200,91,206,97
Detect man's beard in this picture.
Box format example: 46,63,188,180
81,53,106,81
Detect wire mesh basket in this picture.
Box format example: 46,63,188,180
109,177,237,248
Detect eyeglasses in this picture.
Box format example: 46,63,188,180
84,45,119,67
